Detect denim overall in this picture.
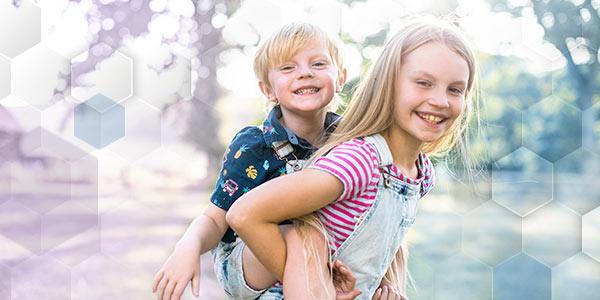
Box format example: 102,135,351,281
330,134,421,299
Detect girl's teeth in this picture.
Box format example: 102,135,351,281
419,113,442,124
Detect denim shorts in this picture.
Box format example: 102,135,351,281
212,239,283,299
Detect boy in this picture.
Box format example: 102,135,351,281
152,23,360,299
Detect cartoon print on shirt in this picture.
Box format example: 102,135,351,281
246,165,258,179
222,179,239,196
234,144,249,159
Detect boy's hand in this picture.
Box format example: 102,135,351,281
152,239,201,300
372,285,407,300
331,259,362,300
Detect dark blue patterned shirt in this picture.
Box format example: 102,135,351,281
210,105,340,242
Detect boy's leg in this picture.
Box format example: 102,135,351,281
281,224,335,299
239,224,295,290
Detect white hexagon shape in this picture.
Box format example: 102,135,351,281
481,97,523,161
123,41,191,108
0,199,42,254
582,102,600,155
583,207,600,262
552,253,600,299
492,147,553,217
0,56,10,100
71,253,134,300
522,97,582,162
0,0,41,58
42,200,98,253
103,97,162,163
71,45,133,103
406,252,434,300
11,127,99,214
0,158,9,205
434,253,492,300
123,147,207,206
523,202,581,267
433,165,492,215
13,45,70,108
493,253,551,300
0,231,34,268
49,224,100,268
11,254,71,299
100,201,168,265
409,210,462,262
0,263,9,299
555,148,600,215
463,201,522,267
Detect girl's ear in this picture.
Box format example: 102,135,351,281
336,68,348,93
259,81,276,101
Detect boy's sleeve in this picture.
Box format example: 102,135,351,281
210,127,273,211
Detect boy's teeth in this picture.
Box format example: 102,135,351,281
295,88,319,95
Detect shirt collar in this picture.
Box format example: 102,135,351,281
261,105,340,149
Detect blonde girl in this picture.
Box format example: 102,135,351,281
228,16,480,299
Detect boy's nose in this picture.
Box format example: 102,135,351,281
297,65,314,79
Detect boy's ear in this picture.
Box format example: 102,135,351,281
336,68,348,93
258,81,276,101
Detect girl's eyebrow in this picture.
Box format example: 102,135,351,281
411,70,466,86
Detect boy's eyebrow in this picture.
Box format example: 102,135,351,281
411,70,466,86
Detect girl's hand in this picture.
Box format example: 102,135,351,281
372,285,407,300
331,260,362,300
152,239,201,300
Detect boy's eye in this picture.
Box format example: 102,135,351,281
313,61,327,67
280,65,294,71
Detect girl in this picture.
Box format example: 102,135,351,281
227,16,479,299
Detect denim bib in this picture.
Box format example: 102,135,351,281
330,134,421,299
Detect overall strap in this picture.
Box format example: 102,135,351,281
363,134,394,167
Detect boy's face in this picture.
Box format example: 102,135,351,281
260,41,344,117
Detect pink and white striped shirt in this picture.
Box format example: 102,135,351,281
309,137,435,250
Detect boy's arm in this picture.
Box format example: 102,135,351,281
227,168,344,281
179,203,228,253
152,203,228,300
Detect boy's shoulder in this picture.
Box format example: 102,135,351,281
223,125,276,164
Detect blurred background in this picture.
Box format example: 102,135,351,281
0,0,599,299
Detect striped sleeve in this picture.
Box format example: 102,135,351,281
420,154,436,198
309,139,378,202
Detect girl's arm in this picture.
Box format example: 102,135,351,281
227,168,343,280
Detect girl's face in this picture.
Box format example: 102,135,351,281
261,41,344,117
391,42,469,145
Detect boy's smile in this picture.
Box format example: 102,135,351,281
261,41,343,117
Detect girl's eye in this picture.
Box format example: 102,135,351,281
280,65,294,71
416,80,431,87
449,87,464,95
313,61,327,67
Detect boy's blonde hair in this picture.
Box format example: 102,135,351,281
253,22,345,109
296,15,480,296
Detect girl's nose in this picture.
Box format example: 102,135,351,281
429,88,450,108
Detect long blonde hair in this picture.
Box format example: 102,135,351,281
295,16,480,297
